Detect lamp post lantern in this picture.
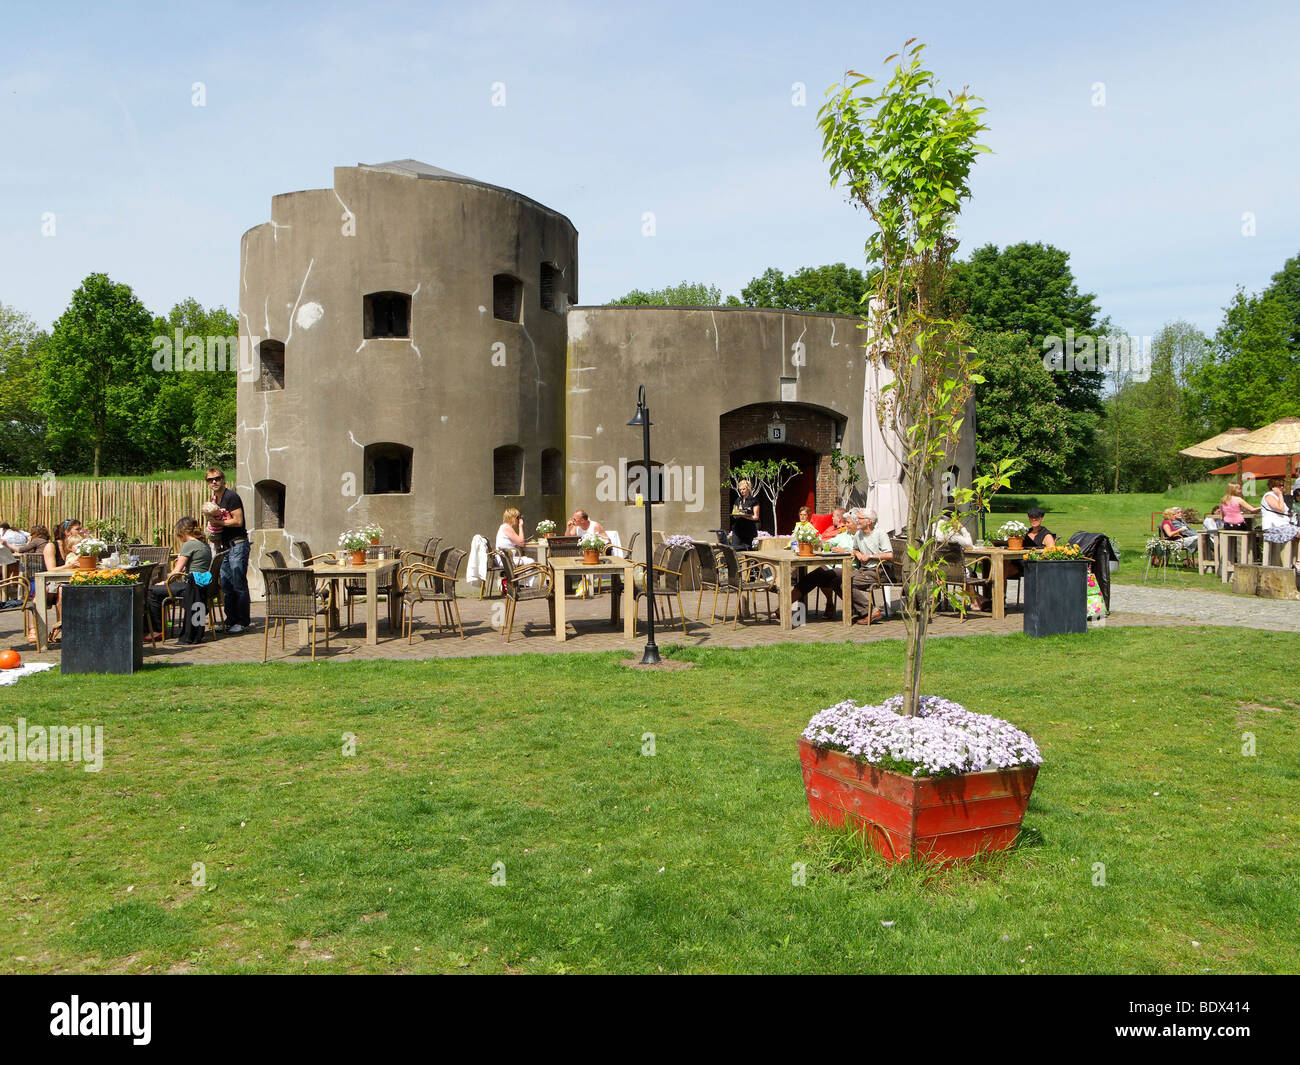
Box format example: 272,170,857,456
627,385,659,665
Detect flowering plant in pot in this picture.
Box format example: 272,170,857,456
338,530,370,565
70,567,138,586
359,521,384,544
577,533,607,564
800,696,1042,863
74,538,109,569
663,534,695,550
535,520,557,538
1027,543,1085,562
997,520,1028,549
793,522,821,555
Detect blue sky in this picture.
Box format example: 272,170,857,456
3,0,1296,340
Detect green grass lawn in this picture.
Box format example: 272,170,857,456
996,481,1240,594
3,629,1297,974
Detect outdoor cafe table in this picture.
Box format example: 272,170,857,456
961,545,1031,621
740,549,853,632
548,555,635,643
306,558,400,646
32,568,76,647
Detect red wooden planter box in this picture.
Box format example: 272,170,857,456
799,738,1039,865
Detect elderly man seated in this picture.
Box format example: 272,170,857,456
565,510,608,541
791,507,893,622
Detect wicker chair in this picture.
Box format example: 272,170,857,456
293,540,340,565
495,550,555,642
0,564,43,651
690,540,722,620
939,546,991,618
398,547,466,642
633,544,690,635
129,544,173,585
422,536,443,560
261,567,330,660
713,543,774,628
265,549,289,569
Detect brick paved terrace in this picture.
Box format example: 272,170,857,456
0,580,1220,669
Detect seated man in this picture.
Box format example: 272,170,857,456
817,505,848,541
848,507,894,623
932,506,973,548
565,510,608,541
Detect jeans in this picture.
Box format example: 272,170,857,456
221,538,251,627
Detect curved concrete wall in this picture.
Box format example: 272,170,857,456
237,165,577,584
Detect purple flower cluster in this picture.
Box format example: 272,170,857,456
802,695,1042,778
663,534,697,550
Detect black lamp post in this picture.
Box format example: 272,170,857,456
627,385,659,665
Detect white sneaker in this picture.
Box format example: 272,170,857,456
227,624,245,634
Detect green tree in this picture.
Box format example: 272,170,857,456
150,298,239,469
948,241,1105,489
608,281,729,306
739,263,868,314
1190,289,1300,432
36,273,157,476
0,302,50,474
819,41,1011,716
1263,251,1300,348
971,331,1069,491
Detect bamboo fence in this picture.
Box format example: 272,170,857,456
0,479,206,543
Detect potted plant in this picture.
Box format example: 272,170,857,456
578,533,607,564
535,520,557,539
800,695,1042,863
1023,543,1090,637
997,520,1028,551
359,521,384,546
338,530,370,566
61,568,149,675
793,522,821,557
74,538,109,571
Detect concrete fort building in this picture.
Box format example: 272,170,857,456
237,160,975,577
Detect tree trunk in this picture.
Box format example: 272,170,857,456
93,442,100,479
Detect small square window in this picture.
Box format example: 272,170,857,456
493,275,523,322
364,292,411,338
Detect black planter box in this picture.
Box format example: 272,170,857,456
60,582,149,674
1023,560,1088,637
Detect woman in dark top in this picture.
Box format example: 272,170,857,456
730,478,760,548
1023,507,1056,549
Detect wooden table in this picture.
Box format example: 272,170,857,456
741,549,853,631
549,555,635,642
962,545,1031,620
307,559,399,646
1213,529,1259,584
32,568,76,646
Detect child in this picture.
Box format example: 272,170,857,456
201,501,229,541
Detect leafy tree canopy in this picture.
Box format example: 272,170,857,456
739,263,868,315
608,281,733,306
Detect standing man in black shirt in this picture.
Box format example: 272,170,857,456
206,467,251,633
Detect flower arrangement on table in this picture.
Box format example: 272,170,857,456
74,538,110,558
663,534,695,550
535,520,557,538
1026,543,1087,562
802,695,1042,780
996,520,1028,540
338,530,371,552
69,567,138,586
359,521,384,542
793,522,821,545
577,533,608,553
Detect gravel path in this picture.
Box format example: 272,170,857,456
1112,583,1300,632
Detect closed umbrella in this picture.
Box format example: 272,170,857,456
862,300,908,537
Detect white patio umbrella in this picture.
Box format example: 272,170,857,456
862,302,908,537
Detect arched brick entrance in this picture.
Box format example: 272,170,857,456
719,404,840,536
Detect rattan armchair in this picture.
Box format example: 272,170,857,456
0,568,42,651
939,546,991,618
690,540,722,620
398,547,466,642
495,550,555,642
261,566,330,660
343,544,399,628
633,544,690,635
713,543,774,628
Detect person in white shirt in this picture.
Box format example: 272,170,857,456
0,522,30,549
565,510,607,542
931,507,973,548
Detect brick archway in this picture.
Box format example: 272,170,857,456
719,404,840,533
